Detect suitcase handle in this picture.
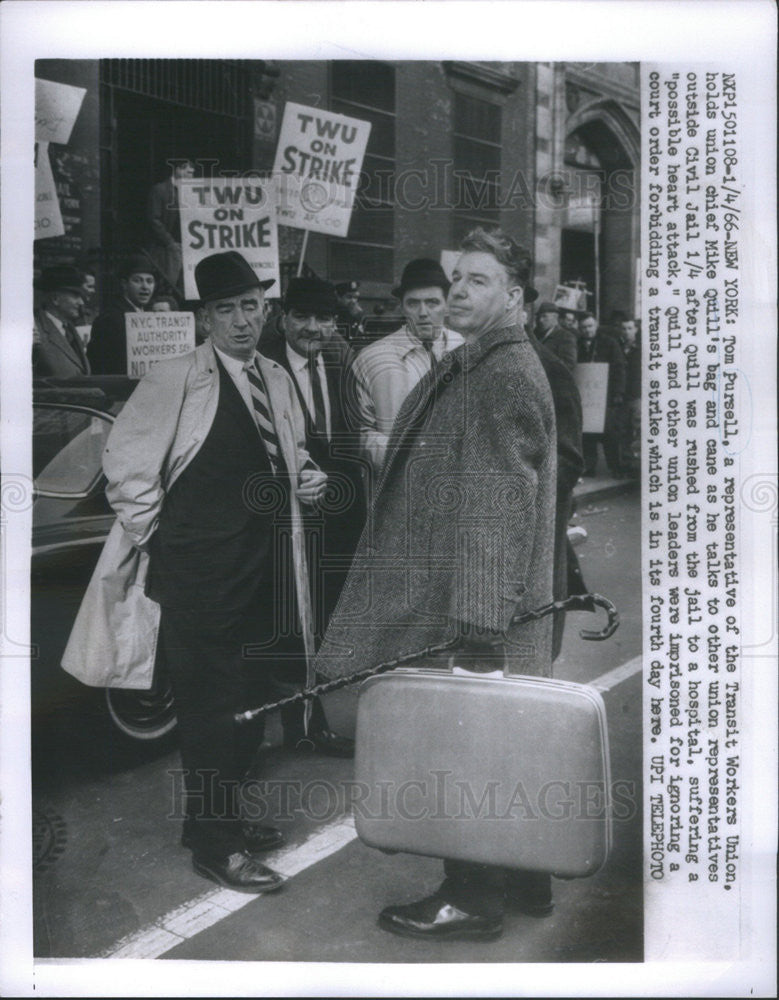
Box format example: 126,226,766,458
235,592,619,724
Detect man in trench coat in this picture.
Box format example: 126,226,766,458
63,251,326,894
315,227,557,940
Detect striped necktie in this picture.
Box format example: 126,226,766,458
245,354,281,472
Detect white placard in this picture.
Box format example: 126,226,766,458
125,311,195,379
574,361,609,434
35,77,86,145
33,142,64,239
273,101,371,237
178,177,280,301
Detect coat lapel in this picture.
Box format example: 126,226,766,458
40,311,89,371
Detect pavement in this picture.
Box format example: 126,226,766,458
31,485,642,964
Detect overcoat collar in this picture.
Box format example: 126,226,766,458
457,324,528,373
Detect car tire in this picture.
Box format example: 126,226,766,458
104,672,177,743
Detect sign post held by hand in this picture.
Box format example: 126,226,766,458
273,102,371,246
178,177,280,301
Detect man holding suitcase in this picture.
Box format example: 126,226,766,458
315,227,558,940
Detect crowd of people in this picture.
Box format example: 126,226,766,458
43,222,639,941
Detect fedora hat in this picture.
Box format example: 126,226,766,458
195,251,275,303
392,259,450,300
536,300,559,316
284,277,338,316
34,264,85,295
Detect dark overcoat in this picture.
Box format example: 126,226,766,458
314,325,557,681
259,322,367,629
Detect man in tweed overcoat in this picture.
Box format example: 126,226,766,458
315,228,557,940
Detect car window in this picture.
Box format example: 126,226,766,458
33,406,112,497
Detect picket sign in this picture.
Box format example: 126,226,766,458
178,176,280,300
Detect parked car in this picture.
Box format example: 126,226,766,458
32,376,176,745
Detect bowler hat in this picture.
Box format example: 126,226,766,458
117,253,156,279
536,300,559,316
524,286,539,304
34,264,85,295
284,277,338,316
335,280,359,297
195,251,275,303
392,259,450,299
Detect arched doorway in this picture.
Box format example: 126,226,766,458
561,101,639,322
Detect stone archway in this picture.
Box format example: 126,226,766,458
562,99,640,321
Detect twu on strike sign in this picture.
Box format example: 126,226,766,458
178,177,280,301
272,102,371,237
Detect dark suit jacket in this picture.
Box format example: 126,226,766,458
259,322,367,627
88,296,140,375
530,333,585,659
538,324,578,373
147,178,180,247
33,309,91,377
577,332,626,405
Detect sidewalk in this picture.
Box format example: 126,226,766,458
573,469,640,505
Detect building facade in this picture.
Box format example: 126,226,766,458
34,59,639,321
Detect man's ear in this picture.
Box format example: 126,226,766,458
506,284,524,312
198,306,211,333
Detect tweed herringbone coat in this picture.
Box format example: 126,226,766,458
314,324,557,681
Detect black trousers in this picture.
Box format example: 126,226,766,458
160,592,286,857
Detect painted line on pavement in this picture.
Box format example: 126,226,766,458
101,815,358,959
591,654,642,692
101,654,642,959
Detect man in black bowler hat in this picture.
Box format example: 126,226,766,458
351,258,463,477
87,254,158,374
260,276,367,756
33,264,91,377
87,250,326,892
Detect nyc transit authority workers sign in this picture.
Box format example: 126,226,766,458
125,311,195,379
178,177,280,301
273,102,371,237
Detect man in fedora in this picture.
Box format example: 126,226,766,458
350,258,463,478
95,250,326,892
259,276,366,757
533,300,578,372
88,254,158,374
33,265,91,377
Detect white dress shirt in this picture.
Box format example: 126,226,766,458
213,346,257,418
285,343,332,440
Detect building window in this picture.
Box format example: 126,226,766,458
452,91,502,243
329,61,395,284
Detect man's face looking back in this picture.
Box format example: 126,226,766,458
559,310,577,331
620,320,637,347
447,251,519,339
401,286,446,345
579,316,598,341
537,310,557,334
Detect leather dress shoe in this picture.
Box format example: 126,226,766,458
192,850,285,894
504,872,554,917
181,823,283,856
378,893,503,941
241,823,284,854
285,729,355,758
